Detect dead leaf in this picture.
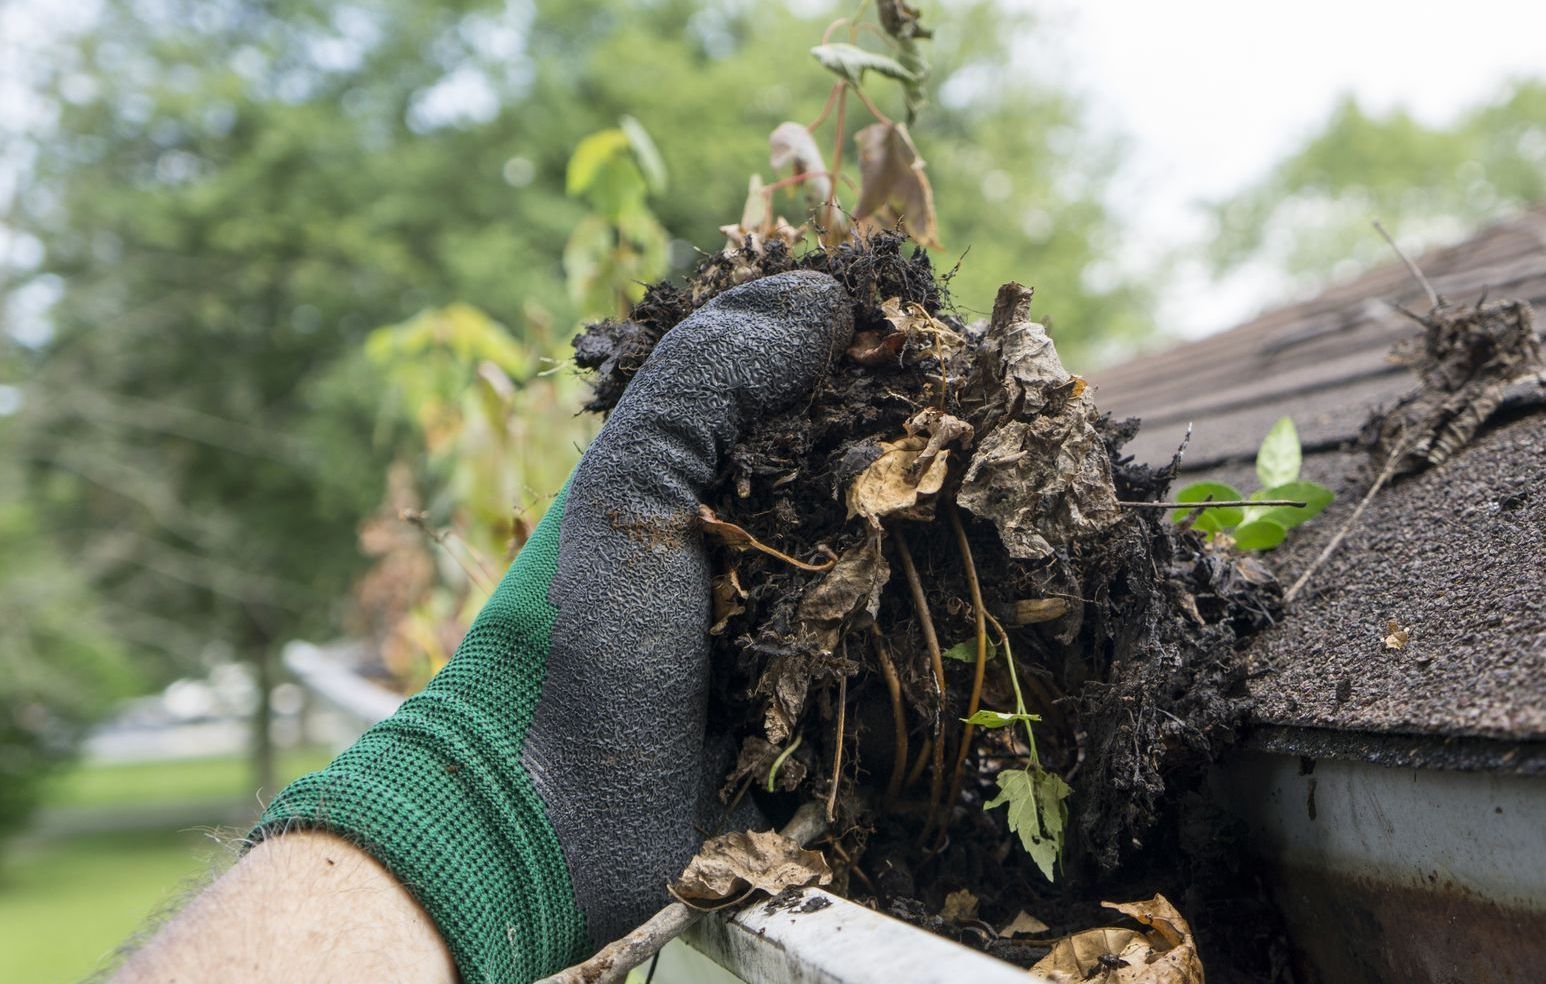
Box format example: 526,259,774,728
999,911,1050,937
1006,597,1070,626
720,175,807,255
796,534,889,648
880,296,966,363
769,121,831,210
903,407,974,478
846,328,908,367
671,828,832,908
958,282,1120,560
1383,618,1410,650
755,535,891,743
853,121,940,248
941,888,979,923
1031,894,1204,984
711,568,747,635
846,434,950,523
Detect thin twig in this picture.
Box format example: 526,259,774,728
401,510,496,596
1285,441,1408,605
870,624,909,806
1117,498,1308,509
536,804,828,984
826,672,848,823
806,81,843,131
1374,219,1441,310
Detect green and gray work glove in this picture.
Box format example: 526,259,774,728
254,271,852,983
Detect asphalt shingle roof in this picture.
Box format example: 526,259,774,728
1092,209,1546,744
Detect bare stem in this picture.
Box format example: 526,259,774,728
826,672,848,823
806,81,843,131
1117,499,1307,509
870,624,909,806
895,531,949,834
1374,219,1441,310
936,505,988,850
766,733,803,793
848,82,894,128
401,510,495,596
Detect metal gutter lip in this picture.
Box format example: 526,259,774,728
686,887,1043,984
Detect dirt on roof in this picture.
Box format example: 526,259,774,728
1093,208,1546,745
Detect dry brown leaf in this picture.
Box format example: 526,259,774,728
796,534,889,647
941,888,979,923
845,435,949,523
1031,894,1204,984
846,328,908,367
880,296,965,361
768,121,832,208
853,121,940,248
1006,597,1070,626
999,910,1050,937
1383,618,1410,650
711,568,747,636
904,407,974,478
671,828,832,907
958,282,1120,560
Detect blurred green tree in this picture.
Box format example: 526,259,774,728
1,0,1149,810
1209,80,1546,288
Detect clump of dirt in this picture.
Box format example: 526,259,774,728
574,233,1290,978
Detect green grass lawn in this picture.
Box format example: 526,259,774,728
1,749,336,984
44,747,335,811
0,828,221,983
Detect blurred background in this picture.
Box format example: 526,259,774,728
0,0,1541,979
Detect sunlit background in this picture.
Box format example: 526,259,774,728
0,1,1541,979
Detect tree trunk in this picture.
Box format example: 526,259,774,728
252,644,277,800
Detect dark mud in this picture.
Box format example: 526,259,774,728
575,234,1292,980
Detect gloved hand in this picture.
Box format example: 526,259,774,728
255,271,852,983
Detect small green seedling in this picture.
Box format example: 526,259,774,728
1172,416,1334,551
952,624,1071,882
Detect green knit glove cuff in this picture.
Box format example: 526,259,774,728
253,487,587,984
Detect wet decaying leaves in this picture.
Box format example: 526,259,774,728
671,828,833,908
1366,295,1543,474
1032,895,1204,984
574,233,1290,978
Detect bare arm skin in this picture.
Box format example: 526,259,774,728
113,831,457,984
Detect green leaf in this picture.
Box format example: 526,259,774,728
1244,481,1335,529
1171,481,1244,535
619,115,668,195
810,43,917,87
963,709,1040,729
1256,416,1302,488
985,767,1071,882
565,128,631,197
1232,518,1287,551
942,637,998,663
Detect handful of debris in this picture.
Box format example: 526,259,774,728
573,233,1282,970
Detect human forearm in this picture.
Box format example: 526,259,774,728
114,831,457,984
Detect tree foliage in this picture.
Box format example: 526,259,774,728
0,0,1153,839
1209,81,1546,286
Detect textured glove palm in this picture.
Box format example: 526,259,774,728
256,271,852,983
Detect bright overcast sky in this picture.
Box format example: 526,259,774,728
1025,0,1546,340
